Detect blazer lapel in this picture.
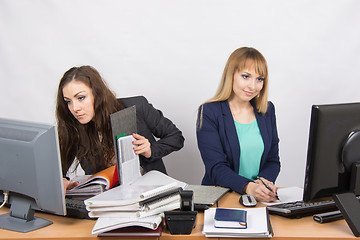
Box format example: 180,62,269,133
221,101,240,172
254,105,269,168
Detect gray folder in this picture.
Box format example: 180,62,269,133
187,185,230,206
110,105,137,183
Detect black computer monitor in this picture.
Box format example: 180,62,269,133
303,102,360,202
0,118,66,233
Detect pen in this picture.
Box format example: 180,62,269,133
257,177,280,201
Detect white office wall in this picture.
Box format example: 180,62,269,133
1,0,360,187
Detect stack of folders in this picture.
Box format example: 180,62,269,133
203,207,273,238
84,182,183,235
92,214,164,236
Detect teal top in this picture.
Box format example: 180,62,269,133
234,120,264,180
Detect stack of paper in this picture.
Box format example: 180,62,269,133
203,207,272,238
85,182,182,219
92,213,163,235
85,170,188,235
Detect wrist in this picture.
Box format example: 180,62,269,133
243,181,255,194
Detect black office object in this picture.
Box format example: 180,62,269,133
164,190,197,235
267,199,339,218
194,203,209,211
267,195,360,219
313,210,343,223
65,198,94,220
139,187,182,206
333,192,360,237
269,103,360,221
302,103,360,203
180,190,194,211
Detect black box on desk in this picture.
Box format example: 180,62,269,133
164,210,197,235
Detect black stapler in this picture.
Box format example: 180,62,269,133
164,190,198,235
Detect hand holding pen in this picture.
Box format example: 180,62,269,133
256,176,280,201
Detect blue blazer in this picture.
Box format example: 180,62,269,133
196,100,280,194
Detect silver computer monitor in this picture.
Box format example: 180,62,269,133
0,118,66,233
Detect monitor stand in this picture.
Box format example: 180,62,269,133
333,163,360,237
0,196,52,233
333,192,360,237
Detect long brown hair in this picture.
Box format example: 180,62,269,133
56,66,123,174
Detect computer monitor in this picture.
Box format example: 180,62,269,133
0,118,66,233
303,102,360,202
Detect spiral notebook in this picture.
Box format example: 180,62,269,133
84,170,187,208
92,213,163,235
84,181,179,207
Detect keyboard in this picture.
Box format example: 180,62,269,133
65,198,94,220
267,199,339,218
268,195,360,219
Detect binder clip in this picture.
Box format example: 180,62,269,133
164,190,198,235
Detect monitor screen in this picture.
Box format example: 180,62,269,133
303,102,360,202
0,118,66,233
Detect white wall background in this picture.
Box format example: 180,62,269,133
1,0,360,187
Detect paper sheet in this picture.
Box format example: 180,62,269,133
263,187,304,205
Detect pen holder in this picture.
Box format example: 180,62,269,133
164,210,197,234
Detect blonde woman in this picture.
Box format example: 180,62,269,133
197,47,280,202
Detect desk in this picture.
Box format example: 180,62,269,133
218,192,356,240
0,191,357,239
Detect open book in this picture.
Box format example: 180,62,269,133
66,165,117,197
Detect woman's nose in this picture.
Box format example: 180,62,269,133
72,102,81,112
248,78,256,89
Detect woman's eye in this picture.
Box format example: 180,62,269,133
241,74,249,79
257,77,265,82
78,96,85,101
64,100,71,105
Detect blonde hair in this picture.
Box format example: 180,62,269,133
198,47,269,128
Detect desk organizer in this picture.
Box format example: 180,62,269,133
164,210,197,235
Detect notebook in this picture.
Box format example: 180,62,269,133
214,208,247,229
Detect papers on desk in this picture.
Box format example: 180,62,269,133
92,213,163,235
263,187,303,206
87,170,187,236
203,207,272,238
